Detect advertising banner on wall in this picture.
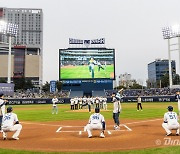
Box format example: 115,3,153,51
0,83,14,96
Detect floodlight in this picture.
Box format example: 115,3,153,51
162,25,180,39
0,21,18,36
0,20,7,35
0,20,19,83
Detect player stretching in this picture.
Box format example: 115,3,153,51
2,106,22,140
162,106,180,136
85,108,106,138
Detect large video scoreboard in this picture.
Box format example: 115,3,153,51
59,48,115,80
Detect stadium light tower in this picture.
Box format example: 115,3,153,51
162,24,180,88
0,20,18,83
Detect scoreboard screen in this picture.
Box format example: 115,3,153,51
59,48,115,80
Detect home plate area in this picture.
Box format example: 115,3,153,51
56,124,132,137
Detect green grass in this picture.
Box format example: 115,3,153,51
0,146,180,154
60,65,114,79
11,102,179,122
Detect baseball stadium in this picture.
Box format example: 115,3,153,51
0,46,180,154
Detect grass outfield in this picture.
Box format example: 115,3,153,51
11,102,179,122
60,65,114,79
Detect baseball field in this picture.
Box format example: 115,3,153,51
60,65,114,79
0,102,180,154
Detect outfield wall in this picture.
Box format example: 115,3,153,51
6,95,176,105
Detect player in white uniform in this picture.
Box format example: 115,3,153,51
103,97,107,110
85,108,105,138
52,96,58,114
162,106,180,136
112,92,122,130
0,93,7,132
2,106,22,140
175,92,180,115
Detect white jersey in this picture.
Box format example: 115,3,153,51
70,99,74,105
0,98,5,116
52,98,58,107
164,112,179,125
113,98,121,113
137,97,142,103
2,113,18,128
89,113,105,124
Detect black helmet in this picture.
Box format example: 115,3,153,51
167,106,173,111
95,108,100,113
7,106,13,113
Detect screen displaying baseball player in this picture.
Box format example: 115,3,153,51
85,108,105,138
162,106,180,136
1,106,22,140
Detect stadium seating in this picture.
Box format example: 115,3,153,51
92,91,106,97
69,91,84,98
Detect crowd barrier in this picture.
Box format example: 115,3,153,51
6,95,177,105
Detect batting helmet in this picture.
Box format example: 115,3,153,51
7,106,13,113
95,108,100,113
167,106,173,111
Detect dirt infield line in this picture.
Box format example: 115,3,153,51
56,127,62,132
122,124,132,131
21,118,162,129
124,118,162,125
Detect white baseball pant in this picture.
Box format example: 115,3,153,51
2,124,22,138
86,123,103,137
162,123,180,134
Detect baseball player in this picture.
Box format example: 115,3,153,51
162,106,180,136
88,57,96,78
1,106,22,140
85,108,105,138
87,96,91,113
52,96,58,114
112,92,122,130
0,93,7,132
137,95,143,111
175,91,180,115
70,97,75,110
103,97,107,110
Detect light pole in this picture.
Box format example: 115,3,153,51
0,21,18,83
162,25,180,88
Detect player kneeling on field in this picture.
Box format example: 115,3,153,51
162,106,180,136
1,106,22,140
85,108,105,138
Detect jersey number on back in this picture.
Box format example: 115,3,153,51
169,115,176,119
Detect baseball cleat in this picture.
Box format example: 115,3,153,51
100,133,105,138
166,133,172,136
3,132,7,140
88,135,92,138
12,137,19,140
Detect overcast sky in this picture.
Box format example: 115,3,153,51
1,0,180,85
